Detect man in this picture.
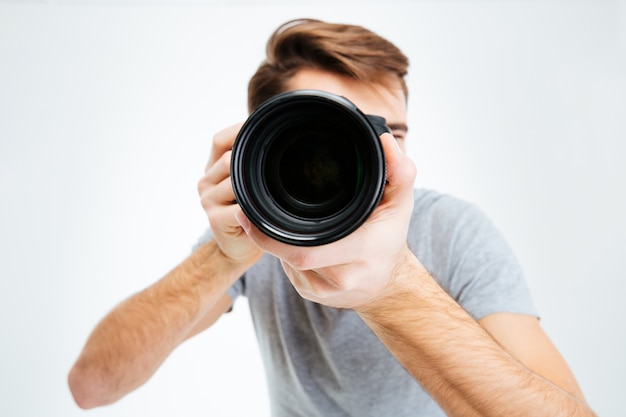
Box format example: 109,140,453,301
69,19,595,416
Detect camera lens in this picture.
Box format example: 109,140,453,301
231,90,388,246
265,116,363,218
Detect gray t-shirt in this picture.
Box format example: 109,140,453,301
198,188,537,416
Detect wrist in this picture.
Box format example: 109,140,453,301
355,247,430,318
187,239,259,285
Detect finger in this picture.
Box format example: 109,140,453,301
238,217,362,271
205,122,244,171
199,176,236,210
212,203,247,234
281,262,341,299
204,150,232,185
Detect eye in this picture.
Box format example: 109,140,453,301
386,123,408,141
392,130,406,141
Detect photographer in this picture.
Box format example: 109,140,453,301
68,18,595,416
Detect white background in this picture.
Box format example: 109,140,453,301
1,1,624,416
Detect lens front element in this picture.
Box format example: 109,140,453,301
231,90,387,246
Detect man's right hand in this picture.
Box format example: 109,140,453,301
68,124,263,410
198,123,264,267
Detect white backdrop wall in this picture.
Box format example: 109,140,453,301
0,1,624,416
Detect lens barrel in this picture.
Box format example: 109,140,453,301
231,90,389,246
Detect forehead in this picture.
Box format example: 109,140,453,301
285,68,407,125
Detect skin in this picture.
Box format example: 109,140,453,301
68,68,595,416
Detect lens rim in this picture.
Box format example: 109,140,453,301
231,90,387,246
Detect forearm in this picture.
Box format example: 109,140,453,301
357,248,595,417
68,239,247,409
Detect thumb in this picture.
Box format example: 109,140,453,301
234,209,252,234
380,133,416,188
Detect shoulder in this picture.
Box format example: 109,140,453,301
409,188,511,265
409,189,537,319
412,188,487,224
409,188,496,250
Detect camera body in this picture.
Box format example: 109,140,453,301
231,90,390,246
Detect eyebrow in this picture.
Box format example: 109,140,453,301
388,123,409,134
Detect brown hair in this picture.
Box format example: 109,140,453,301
248,18,409,113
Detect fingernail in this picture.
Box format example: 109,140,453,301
388,133,402,152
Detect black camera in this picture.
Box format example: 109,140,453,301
230,90,390,246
